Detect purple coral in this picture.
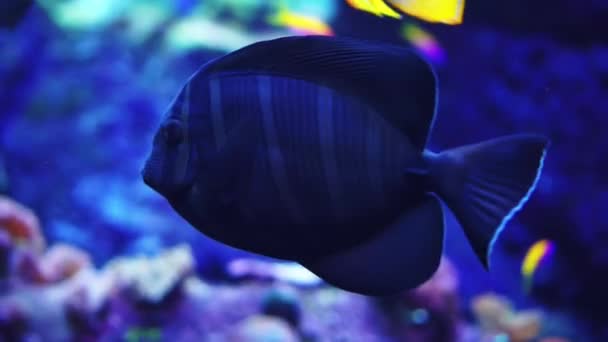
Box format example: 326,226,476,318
375,257,462,342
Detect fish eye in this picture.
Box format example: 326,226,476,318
163,119,184,146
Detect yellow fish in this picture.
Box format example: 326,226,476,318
268,1,334,36
268,11,334,36
346,0,465,25
521,239,554,293
345,0,402,18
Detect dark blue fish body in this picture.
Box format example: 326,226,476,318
172,74,423,260
143,36,549,296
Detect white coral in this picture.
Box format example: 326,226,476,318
102,244,195,303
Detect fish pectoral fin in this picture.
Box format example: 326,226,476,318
205,35,438,150
300,194,445,296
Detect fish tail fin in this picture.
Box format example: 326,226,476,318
424,134,549,269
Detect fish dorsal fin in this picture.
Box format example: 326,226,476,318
203,35,438,149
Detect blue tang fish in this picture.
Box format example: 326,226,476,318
142,35,549,296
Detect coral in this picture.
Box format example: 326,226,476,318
0,268,115,341
471,293,543,342
259,285,302,328
14,243,92,285
38,243,92,283
0,196,45,254
411,256,460,314
0,234,580,341
226,258,322,287
471,293,514,332
375,257,462,342
64,284,110,339
12,248,45,283
14,244,91,284
0,197,91,285
0,197,93,287
228,315,299,342
103,244,195,304
505,310,543,342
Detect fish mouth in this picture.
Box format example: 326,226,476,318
141,166,152,187
141,163,197,202
141,163,157,189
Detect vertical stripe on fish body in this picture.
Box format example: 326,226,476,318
190,73,423,257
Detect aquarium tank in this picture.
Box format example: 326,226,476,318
1,0,607,341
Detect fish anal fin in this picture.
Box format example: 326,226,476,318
300,194,445,296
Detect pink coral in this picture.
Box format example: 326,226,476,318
411,256,460,312
38,244,92,283
0,197,91,285
376,256,462,342
0,196,45,254
13,243,92,284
